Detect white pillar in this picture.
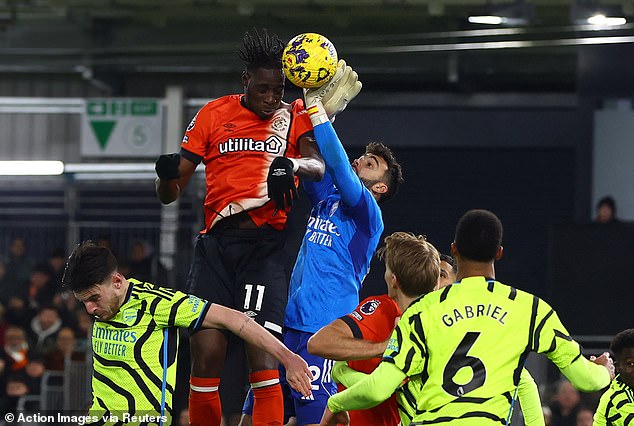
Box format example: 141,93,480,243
159,86,184,275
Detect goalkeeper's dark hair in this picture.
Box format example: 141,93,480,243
440,253,457,273
454,209,503,262
366,142,403,204
610,328,634,357
61,241,117,293
239,28,284,72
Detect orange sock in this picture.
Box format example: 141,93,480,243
189,376,222,426
250,369,283,426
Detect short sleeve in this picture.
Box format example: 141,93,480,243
533,298,581,369
382,310,426,377
345,295,400,342
181,103,214,158
152,287,209,330
290,99,313,145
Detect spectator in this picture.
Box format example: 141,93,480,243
48,247,67,289
4,296,35,330
2,237,34,303
2,373,30,413
27,306,62,356
0,326,31,373
27,262,55,310
575,407,593,426
128,239,167,285
45,326,84,371
0,259,8,302
178,407,190,426
550,379,583,426
73,308,93,342
23,356,45,396
0,302,8,348
51,292,79,332
543,405,553,426
594,196,618,224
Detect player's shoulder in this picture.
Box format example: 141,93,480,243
288,98,306,111
356,294,400,316
129,280,179,300
202,94,240,111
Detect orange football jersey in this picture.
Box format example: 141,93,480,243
181,94,313,231
342,295,402,426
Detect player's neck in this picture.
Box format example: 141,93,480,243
116,277,131,309
394,292,418,313
456,259,496,282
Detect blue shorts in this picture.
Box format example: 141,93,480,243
283,329,337,425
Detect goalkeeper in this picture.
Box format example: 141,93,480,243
276,60,404,425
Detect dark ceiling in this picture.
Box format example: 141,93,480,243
1,0,634,94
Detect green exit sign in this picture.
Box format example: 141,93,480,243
81,98,162,158
87,100,158,116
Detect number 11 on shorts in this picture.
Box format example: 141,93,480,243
244,284,265,311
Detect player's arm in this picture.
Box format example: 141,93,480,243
308,318,388,361
304,65,364,208
534,300,613,391
560,352,613,391
332,360,368,388
201,303,312,397
266,130,324,212
517,368,545,426
294,132,325,181
307,121,362,207
155,150,198,204
327,361,405,411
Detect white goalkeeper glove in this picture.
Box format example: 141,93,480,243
304,59,362,126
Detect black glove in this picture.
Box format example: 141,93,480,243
155,153,181,180
267,157,298,212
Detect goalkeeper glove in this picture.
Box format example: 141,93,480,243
155,153,181,180
304,59,362,126
267,157,298,212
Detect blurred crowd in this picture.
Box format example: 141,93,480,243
0,235,165,414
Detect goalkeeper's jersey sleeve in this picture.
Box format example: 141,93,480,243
383,276,608,425
87,280,209,424
593,377,634,426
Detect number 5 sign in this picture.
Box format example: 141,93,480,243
81,98,163,158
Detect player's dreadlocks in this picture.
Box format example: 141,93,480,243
239,28,285,71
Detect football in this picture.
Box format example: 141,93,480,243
282,33,338,89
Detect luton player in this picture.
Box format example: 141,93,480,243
62,241,312,425
154,28,326,426
308,232,440,425
320,209,615,426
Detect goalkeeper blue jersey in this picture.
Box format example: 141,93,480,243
284,121,384,333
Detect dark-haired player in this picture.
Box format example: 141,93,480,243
594,328,634,426
154,28,325,426
436,253,457,290
61,242,312,425
321,209,615,426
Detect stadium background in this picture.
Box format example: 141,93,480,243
0,0,633,423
